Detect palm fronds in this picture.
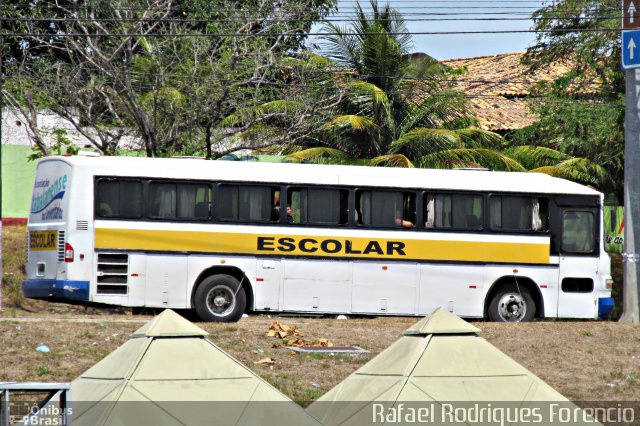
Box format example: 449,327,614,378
505,145,572,169
531,157,608,188
284,147,349,163
388,128,462,158
456,128,508,149
370,154,415,168
417,148,526,171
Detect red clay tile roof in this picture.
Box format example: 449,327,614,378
440,52,572,131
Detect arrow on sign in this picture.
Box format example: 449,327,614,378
630,37,637,60
631,2,637,23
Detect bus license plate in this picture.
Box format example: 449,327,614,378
30,230,58,251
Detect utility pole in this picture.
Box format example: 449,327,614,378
0,5,4,311
620,0,640,322
620,69,640,322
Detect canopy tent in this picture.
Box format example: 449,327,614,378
68,309,320,426
307,307,599,426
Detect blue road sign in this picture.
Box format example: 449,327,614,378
623,30,640,69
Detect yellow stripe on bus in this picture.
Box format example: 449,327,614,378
95,228,550,264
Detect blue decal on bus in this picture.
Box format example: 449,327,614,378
30,175,68,214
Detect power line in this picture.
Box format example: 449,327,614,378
0,13,623,24
0,27,622,37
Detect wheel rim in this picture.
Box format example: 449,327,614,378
496,292,527,322
205,284,236,317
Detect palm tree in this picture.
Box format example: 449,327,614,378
505,146,609,190
216,1,609,191
288,0,520,171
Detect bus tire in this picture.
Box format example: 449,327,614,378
194,274,246,322
487,284,535,322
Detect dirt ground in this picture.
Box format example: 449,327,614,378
2,223,639,405
1,312,639,404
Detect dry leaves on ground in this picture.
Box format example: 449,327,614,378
266,322,332,347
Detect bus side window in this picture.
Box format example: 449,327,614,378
562,211,595,253
270,190,281,222
402,193,416,228
149,182,177,218
179,184,211,219
217,184,276,223
148,181,211,220
356,190,415,228
95,179,143,219
288,187,349,225
489,195,548,232
433,193,482,229
424,193,435,228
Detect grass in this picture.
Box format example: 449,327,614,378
2,224,640,404
2,224,30,309
1,315,640,404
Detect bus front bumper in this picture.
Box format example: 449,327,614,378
22,280,90,301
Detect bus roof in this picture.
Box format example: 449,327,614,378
40,155,601,197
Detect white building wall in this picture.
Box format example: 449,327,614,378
1,108,141,149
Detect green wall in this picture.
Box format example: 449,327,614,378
1,145,36,218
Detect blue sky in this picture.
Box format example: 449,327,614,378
315,1,546,60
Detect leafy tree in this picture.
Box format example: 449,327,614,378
286,0,516,170
1,0,337,157
208,52,345,158
509,0,623,200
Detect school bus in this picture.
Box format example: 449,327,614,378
23,155,614,322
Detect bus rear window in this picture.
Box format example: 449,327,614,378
96,179,143,218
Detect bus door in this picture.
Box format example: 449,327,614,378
557,208,600,318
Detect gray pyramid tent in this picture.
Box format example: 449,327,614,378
307,307,599,426
68,309,320,426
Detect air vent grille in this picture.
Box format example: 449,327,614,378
76,220,89,231
96,253,129,295
26,232,30,260
57,231,66,262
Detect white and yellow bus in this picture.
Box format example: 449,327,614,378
23,155,614,322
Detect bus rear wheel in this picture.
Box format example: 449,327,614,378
194,275,246,322
488,285,535,322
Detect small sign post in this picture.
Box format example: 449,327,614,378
623,1,640,69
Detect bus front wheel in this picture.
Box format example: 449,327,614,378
487,285,535,322
194,275,246,322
